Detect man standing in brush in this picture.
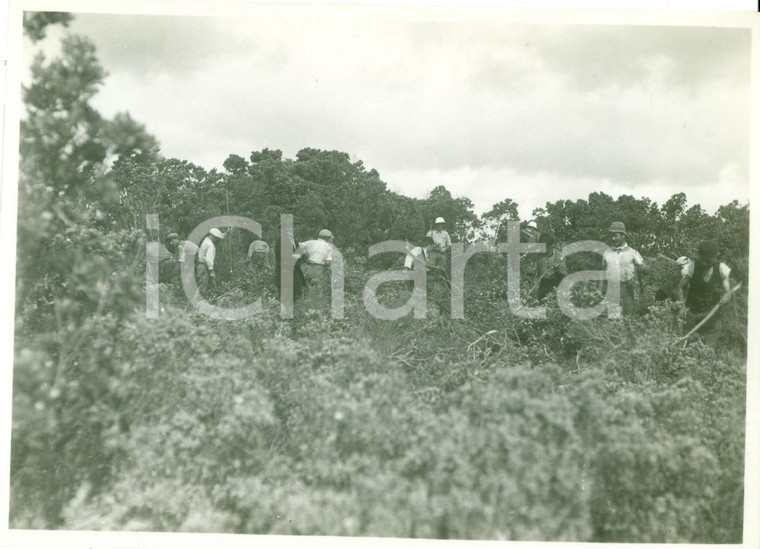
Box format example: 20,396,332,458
299,229,335,292
600,221,646,318
247,235,272,272
197,228,224,298
677,240,732,348
166,232,199,273
426,217,451,270
274,218,306,303
403,236,434,271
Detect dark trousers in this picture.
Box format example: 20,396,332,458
158,258,179,284
600,280,636,317
275,265,305,301
620,280,635,317
428,251,447,270
196,263,211,297
537,275,562,302
249,252,268,270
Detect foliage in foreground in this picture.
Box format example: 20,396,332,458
11,278,746,542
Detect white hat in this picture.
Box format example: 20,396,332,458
318,229,333,239
527,220,538,230
676,256,690,266
209,228,224,239
434,217,446,224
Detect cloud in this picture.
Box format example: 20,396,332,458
532,25,751,91
70,13,287,76
61,12,749,215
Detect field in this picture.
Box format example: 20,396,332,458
9,11,750,543
11,249,748,541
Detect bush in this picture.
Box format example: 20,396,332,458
11,218,747,542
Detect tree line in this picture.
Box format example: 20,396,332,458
17,12,750,324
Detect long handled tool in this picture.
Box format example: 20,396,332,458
657,253,679,264
208,283,246,303
657,253,691,266
677,283,742,343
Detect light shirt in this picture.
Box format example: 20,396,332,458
681,261,730,282
248,240,270,257
426,229,451,253
299,239,333,265
198,236,217,271
603,244,643,282
177,240,199,263
404,246,428,269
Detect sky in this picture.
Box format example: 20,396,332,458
24,6,752,219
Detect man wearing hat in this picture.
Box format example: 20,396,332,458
197,228,224,297
166,233,181,254
426,217,452,270
247,235,272,272
298,229,335,290
521,220,543,280
404,236,434,270
677,240,732,348
166,232,199,271
522,220,541,243
601,221,645,317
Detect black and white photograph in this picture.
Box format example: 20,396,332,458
1,0,758,547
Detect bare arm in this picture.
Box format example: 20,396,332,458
719,273,732,305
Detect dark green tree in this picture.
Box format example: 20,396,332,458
223,153,249,175
22,11,73,42
12,18,159,527
420,185,477,242
482,198,520,241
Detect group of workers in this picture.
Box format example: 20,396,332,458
401,217,735,347
402,217,451,271
146,215,735,348
146,223,338,299
593,220,733,348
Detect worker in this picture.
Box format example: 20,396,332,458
196,228,224,297
166,232,199,271
536,239,568,302
426,217,451,270
274,219,306,302
599,221,646,317
521,220,543,280
247,236,271,272
166,233,181,256
654,256,690,302
298,229,335,290
677,240,732,348
144,236,177,283
522,220,541,243
404,236,434,270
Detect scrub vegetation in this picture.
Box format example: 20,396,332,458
10,13,749,541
